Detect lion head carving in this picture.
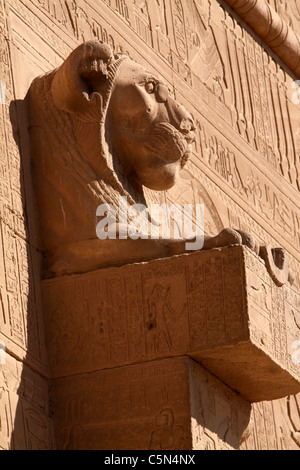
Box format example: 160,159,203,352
29,40,293,286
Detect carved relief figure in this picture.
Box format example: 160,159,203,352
29,40,292,285
149,408,184,449
185,0,227,101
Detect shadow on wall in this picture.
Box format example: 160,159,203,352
8,95,55,450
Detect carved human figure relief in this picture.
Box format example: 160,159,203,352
29,40,292,285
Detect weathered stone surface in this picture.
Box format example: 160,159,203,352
51,356,300,450
42,245,300,403
30,38,284,283
28,40,195,272
28,37,292,292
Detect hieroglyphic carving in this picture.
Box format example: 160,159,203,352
49,356,254,450
0,2,11,348
191,116,300,254
245,247,289,365
170,0,187,61
148,407,185,449
185,0,227,101
267,0,300,40
220,5,299,189
51,357,193,450
0,0,53,450
132,0,152,46
0,0,26,353
194,120,245,192
248,393,300,450
270,64,298,186
147,0,170,61
287,395,300,447
105,0,131,24
2,0,300,451
223,15,247,138
32,0,77,36
144,269,188,358
0,26,46,367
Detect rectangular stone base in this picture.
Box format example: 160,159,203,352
42,246,300,402
51,357,251,450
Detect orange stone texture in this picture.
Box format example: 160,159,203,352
0,0,300,450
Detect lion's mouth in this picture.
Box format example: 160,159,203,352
144,122,194,168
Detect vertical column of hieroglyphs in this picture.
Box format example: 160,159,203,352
0,0,54,449
221,0,300,186
229,2,300,288
0,0,12,450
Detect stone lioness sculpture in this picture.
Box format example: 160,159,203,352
28,40,292,286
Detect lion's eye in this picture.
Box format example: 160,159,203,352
145,81,156,94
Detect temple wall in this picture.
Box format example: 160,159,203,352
0,0,300,450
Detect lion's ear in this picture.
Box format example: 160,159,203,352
51,40,114,114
